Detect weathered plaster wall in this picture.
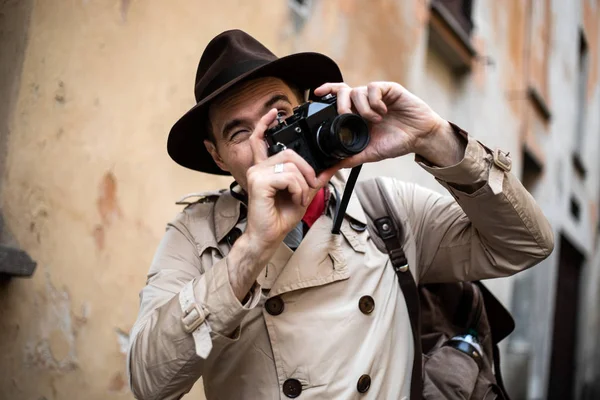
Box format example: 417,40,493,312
0,1,599,400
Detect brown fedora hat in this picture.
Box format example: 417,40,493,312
167,29,344,175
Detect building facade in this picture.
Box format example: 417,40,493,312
0,1,599,399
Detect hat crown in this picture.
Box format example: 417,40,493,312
194,30,277,101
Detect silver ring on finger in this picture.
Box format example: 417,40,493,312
274,163,285,174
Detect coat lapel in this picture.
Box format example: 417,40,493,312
256,243,293,290
268,215,349,297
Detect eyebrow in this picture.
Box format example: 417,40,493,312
221,118,247,139
221,94,293,139
264,94,292,110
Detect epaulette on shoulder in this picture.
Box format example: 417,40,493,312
175,189,227,207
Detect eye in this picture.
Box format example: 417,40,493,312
230,130,249,140
277,110,288,118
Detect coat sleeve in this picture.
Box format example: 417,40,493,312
395,129,554,284
127,211,261,400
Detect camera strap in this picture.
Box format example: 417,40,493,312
331,165,362,235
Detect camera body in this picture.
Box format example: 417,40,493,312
265,94,370,174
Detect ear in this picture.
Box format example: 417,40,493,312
204,140,230,172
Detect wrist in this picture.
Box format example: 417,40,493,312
413,116,451,155
243,228,283,258
227,235,264,301
227,233,274,301
229,234,272,273
413,118,465,167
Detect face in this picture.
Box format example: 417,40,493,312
204,77,302,190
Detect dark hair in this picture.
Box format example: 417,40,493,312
204,80,304,144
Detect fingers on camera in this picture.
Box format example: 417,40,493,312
351,89,382,123
314,82,350,97
366,84,388,115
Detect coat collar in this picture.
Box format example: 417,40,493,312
214,190,242,242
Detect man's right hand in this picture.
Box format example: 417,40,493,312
245,109,319,249
226,109,336,301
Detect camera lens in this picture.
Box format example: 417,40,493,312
317,114,369,159
338,126,357,147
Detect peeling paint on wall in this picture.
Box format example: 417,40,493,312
24,273,80,372
108,371,127,393
92,224,105,251
501,0,527,116
287,0,423,85
472,34,487,91
97,171,122,226
115,328,130,354
93,171,122,251
527,0,552,102
54,80,66,105
120,0,131,22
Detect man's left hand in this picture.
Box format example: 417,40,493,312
313,82,466,169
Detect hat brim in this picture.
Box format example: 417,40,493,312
167,52,344,175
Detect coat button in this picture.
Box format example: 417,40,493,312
265,296,284,315
283,378,302,398
359,295,375,314
357,374,371,393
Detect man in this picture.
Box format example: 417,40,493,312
128,30,553,399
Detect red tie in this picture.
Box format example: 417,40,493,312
302,188,327,228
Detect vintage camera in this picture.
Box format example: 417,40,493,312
265,94,370,174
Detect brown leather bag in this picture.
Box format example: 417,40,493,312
356,177,514,400
419,282,513,399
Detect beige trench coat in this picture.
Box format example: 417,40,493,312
127,134,554,400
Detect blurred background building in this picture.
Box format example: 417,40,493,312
0,0,599,399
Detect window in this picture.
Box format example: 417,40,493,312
573,30,589,177
570,196,581,222
525,0,552,120
521,146,543,193
428,0,477,73
521,0,552,175
432,0,474,36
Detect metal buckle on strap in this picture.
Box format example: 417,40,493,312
181,303,206,333
395,263,409,273
493,149,512,172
